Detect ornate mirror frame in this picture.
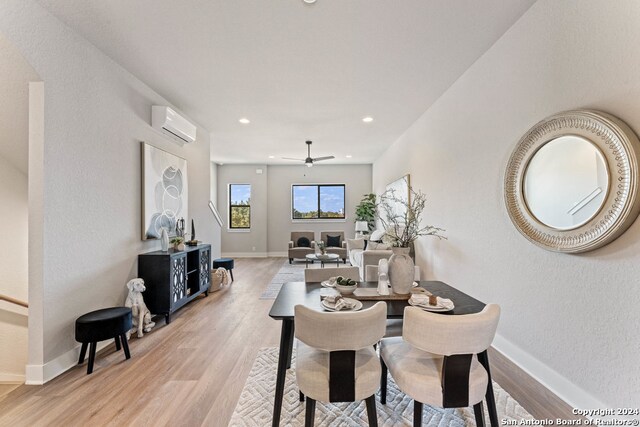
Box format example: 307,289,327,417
504,110,640,253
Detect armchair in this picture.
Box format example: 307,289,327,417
288,231,316,264
319,231,347,263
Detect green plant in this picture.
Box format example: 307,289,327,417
354,193,377,232
378,182,446,247
170,236,184,245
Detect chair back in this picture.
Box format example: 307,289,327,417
403,304,500,355
304,266,359,283
291,231,315,248
364,265,421,281
320,231,345,247
294,302,387,351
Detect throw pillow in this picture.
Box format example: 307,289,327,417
369,229,385,242
327,235,341,248
368,241,390,250
296,237,311,248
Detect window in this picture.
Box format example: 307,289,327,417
229,184,251,229
292,184,345,220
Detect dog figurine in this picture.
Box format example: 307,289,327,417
125,278,155,339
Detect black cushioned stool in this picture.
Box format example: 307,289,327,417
212,258,235,281
75,307,132,374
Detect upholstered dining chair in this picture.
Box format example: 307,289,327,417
380,304,500,427
304,266,360,283
294,302,387,427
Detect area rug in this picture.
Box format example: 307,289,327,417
259,260,353,300
229,347,533,426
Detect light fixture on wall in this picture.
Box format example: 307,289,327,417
355,221,368,238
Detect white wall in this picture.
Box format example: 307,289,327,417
372,0,640,407
267,165,372,254
0,0,215,383
216,164,372,256
0,156,28,381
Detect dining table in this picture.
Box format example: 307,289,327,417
268,280,499,427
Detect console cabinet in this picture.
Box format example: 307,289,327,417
138,244,211,323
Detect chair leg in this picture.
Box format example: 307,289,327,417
365,395,378,427
289,258,293,264
114,335,121,351
380,357,388,404
230,269,234,281
474,401,486,427
299,390,305,402
305,397,316,427
78,342,88,364
120,334,131,360
413,400,423,427
87,342,97,374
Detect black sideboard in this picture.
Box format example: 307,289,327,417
138,244,211,323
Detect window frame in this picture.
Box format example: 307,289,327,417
228,183,251,230
291,184,346,221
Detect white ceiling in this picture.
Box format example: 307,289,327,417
0,33,40,174
37,0,535,165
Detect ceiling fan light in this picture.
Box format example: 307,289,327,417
306,163,313,168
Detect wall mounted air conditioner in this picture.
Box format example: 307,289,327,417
152,106,197,145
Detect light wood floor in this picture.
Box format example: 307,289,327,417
0,257,575,426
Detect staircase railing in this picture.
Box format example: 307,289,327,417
0,293,28,308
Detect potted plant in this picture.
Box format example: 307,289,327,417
378,182,445,294
170,236,185,251
354,193,377,234
317,241,327,255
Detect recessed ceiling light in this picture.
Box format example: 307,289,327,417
303,0,317,3
346,155,353,158
362,117,374,123
239,118,250,124
268,155,275,159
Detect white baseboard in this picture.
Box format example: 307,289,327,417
0,372,25,383
221,252,268,258
25,340,111,385
493,333,606,410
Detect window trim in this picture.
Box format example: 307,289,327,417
291,184,346,221
229,183,251,230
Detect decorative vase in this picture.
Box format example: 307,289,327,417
160,228,169,252
388,246,414,295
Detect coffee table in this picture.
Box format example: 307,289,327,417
305,253,340,267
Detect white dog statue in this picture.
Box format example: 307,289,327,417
125,278,155,339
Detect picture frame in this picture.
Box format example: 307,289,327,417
141,142,188,240
384,174,410,218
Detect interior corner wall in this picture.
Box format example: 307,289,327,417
0,0,214,382
372,0,640,407
209,161,221,259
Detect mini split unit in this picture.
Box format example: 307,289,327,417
152,106,197,145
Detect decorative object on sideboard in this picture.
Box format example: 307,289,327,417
176,217,185,238
124,278,155,339
160,228,169,252
141,142,188,240
505,110,640,253
170,236,185,251
186,219,198,246
355,193,377,233
379,176,446,294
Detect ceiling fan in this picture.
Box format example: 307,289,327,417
282,140,335,167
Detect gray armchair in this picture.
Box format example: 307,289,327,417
288,231,316,264
319,231,347,263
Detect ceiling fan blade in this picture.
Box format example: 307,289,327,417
312,156,335,162
281,157,305,161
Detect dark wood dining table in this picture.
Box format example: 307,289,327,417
268,280,499,427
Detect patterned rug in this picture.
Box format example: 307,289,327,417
229,347,533,426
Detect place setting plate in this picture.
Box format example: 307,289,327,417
321,298,363,312
408,298,454,312
321,280,336,288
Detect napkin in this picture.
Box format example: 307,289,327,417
409,294,454,310
323,294,356,311
326,276,338,286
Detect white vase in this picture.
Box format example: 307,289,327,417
160,228,169,252
388,247,414,295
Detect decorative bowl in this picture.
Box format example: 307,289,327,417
335,282,358,295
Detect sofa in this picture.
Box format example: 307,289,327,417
319,231,347,263
346,238,393,280
288,231,316,264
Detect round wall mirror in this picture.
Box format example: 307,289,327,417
523,135,609,231
505,110,640,253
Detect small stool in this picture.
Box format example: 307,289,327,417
212,258,234,281
75,307,132,374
